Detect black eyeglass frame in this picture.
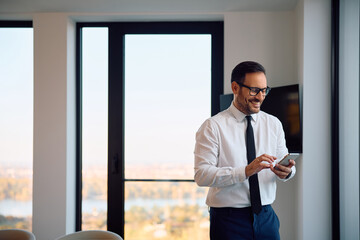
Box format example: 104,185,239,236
237,82,271,96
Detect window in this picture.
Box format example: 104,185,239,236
80,27,108,230
0,21,33,230
77,22,223,239
124,34,211,239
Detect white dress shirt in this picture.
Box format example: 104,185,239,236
194,102,296,208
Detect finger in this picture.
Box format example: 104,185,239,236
252,159,271,172
253,158,271,169
258,156,275,164
288,159,296,167
274,163,292,172
272,161,292,172
270,166,289,179
250,158,267,167
277,159,296,169
260,163,272,169
261,154,277,161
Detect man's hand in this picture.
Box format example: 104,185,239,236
270,159,296,179
245,154,276,178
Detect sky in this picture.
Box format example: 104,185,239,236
82,28,212,177
0,27,212,174
0,28,33,168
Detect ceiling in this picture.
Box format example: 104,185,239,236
0,0,299,14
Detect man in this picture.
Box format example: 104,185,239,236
194,61,296,239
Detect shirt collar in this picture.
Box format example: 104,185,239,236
229,101,258,122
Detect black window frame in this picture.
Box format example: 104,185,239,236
0,21,32,28
331,0,340,239
76,21,224,238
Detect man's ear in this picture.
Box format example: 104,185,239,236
231,81,239,94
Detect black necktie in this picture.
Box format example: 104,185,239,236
246,115,262,214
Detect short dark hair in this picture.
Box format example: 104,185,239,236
231,61,266,84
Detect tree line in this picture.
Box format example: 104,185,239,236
0,177,207,201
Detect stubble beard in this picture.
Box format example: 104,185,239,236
235,96,262,115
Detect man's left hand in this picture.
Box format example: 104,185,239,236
270,159,296,179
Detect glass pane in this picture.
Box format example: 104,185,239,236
125,182,208,240
124,34,211,180
81,27,108,230
0,27,33,230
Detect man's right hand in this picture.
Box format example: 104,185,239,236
245,154,276,178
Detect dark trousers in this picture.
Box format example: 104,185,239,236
209,205,280,240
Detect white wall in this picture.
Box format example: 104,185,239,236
339,0,360,238
224,11,299,240
295,0,304,239
33,13,76,240
224,11,297,91
301,0,332,239
224,1,333,239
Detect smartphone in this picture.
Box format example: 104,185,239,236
274,153,300,170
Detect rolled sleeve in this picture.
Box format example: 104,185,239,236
194,119,247,187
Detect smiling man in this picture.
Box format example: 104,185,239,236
194,61,296,240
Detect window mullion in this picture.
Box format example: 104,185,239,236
107,25,125,237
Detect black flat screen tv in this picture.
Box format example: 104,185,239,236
219,84,302,153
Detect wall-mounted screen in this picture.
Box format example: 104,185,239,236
219,84,302,153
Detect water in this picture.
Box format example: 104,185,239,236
0,199,32,217
0,198,207,217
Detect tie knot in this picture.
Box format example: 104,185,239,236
246,115,252,123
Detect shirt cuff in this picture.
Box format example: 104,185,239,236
234,166,247,183
281,165,296,182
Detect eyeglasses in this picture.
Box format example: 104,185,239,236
237,82,271,96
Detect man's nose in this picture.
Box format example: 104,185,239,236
255,92,265,100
